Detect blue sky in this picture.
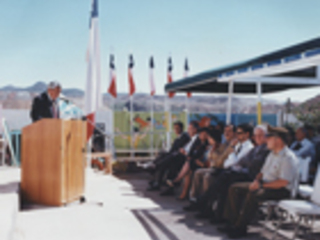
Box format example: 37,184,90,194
1,0,320,102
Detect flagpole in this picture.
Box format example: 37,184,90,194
111,96,115,158
185,96,189,126
150,95,154,158
130,95,134,159
165,96,170,151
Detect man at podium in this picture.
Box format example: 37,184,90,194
30,81,62,122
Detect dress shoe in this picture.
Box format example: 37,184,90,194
209,216,226,225
227,227,247,239
194,212,211,219
217,224,232,233
183,203,199,212
147,184,160,191
160,187,174,196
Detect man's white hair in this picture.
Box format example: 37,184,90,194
47,81,61,89
254,124,268,135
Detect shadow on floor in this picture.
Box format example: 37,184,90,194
0,181,19,194
116,171,284,240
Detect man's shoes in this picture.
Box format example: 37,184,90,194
183,202,199,212
227,227,247,239
217,224,232,233
194,212,211,219
160,187,174,196
209,216,226,225
147,183,160,191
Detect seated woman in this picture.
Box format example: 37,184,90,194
167,128,221,199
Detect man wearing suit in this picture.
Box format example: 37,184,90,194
30,81,62,122
149,121,202,194
147,121,190,190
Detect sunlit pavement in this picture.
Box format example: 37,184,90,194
2,169,291,240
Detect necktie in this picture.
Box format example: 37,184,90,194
236,144,242,156
52,101,58,118
293,142,302,151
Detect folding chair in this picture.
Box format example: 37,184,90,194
272,167,320,240
263,168,300,230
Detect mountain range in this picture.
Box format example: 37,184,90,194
0,81,291,113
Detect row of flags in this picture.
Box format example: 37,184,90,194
108,55,192,98
85,0,191,140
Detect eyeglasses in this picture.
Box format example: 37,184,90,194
236,131,244,135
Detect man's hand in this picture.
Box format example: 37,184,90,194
249,180,260,191
180,148,186,155
230,139,238,148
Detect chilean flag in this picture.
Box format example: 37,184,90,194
128,55,136,96
185,58,192,98
85,0,102,141
167,57,175,98
149,56,156,96
108,54,117,98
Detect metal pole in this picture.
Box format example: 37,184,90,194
111,97,115,157
185,96,189,126
130,95,134,159
226,80,233,124
257,80,262,124
150,95,154,158
165,96,171,151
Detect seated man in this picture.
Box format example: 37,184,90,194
223,123,254,169
221,125,299,239
164,128,209,198
184,124,236,210
30,81,62,122
147,121,190,190
148,121,200,191
197,125,270,222
290,126,315,160
185,123,254,212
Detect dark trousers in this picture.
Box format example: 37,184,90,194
153,153,185,185
224,182,290,229
198,170,251,218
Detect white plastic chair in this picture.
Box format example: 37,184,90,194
272,167,320,240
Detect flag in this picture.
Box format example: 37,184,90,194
149,56,156,96
108,54,117,98
85,0,102,141
128,54,136,96
185,58,192,98
168,57,175,98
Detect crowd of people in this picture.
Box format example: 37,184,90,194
143,120,320,239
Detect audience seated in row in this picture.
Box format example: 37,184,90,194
143,120,318,239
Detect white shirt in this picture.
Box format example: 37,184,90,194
184,135,198,154
261,147,299,191
223,139,254,169
290,138,315,159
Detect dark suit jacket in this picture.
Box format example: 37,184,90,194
188,138,207,163
169,132,190,154
30,92,55,122
236,143,270,179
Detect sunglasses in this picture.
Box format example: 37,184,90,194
236,131,244,135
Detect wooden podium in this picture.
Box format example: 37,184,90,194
21,119,87,206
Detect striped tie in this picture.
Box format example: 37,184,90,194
52,101,58,118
